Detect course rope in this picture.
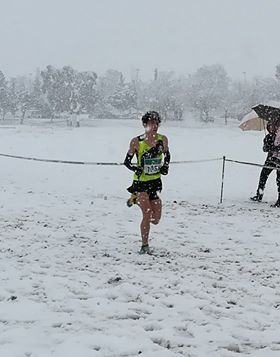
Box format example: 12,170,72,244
2,151,279,205
225,158,280,171
0,153,122,165
171,158,223,164
0,152,223,166
2,152,279,171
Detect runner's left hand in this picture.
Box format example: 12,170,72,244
160,164,169,175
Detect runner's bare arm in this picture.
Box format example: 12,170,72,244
124,138,139,171
127,137,139,155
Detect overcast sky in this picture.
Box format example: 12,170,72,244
1,0,279,80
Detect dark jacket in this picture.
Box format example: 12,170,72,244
263,133,276,153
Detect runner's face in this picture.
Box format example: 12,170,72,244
144,119,159,134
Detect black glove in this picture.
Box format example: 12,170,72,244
124,153,143,176
160,164,169,175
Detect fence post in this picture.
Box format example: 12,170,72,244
220,156,226,204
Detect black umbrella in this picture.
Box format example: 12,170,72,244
252,104,280,123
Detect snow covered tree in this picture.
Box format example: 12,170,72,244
30,72,53,118
275,64,280,81
138,71,185,121
18,89,34,124
94,69,127,118
274,64,280,101
41,65,77,116
8,78,19,118
108,82,137,113
41,65,60,118
77,71,98,115
188,64,229,122
59,66,80,114
0,71,10,120
224,77,279,121
41,66,98,118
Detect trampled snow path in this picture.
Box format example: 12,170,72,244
1,193,280,357
1,122,280,356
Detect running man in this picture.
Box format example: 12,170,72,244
124,111,170,254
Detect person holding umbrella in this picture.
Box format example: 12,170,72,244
251,105,280,207
270,119,280,207
250,122,277,202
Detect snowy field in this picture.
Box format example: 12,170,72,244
1,120,280,357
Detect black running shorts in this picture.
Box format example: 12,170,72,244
127,178,162,200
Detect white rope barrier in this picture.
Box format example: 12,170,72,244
1,151,279,204
0,152,223,166
219,157,280,203
225,158,280,171
171,158,223,164
0,153,123,165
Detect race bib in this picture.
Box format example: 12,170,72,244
143,158,162,175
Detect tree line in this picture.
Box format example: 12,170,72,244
1,64,280,123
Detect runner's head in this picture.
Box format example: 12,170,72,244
141,111,161,133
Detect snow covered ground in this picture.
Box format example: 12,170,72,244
1,120,280,357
